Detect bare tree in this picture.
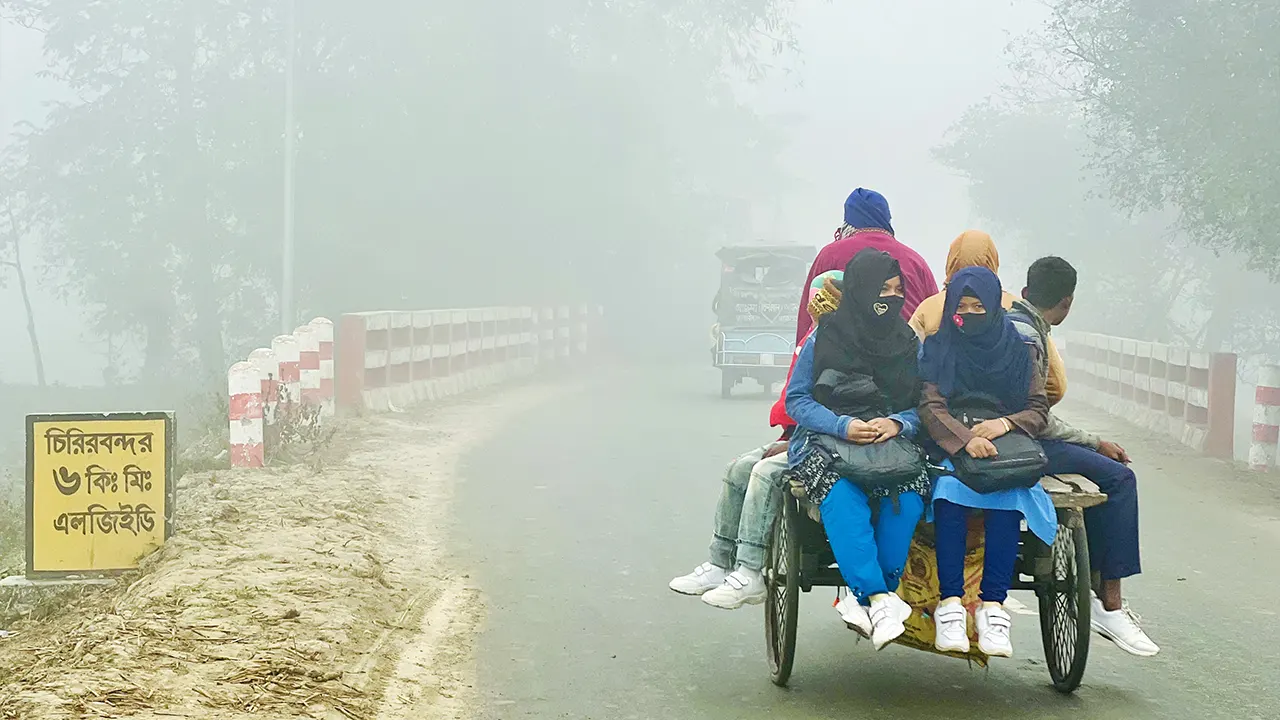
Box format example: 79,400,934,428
0,198,45,387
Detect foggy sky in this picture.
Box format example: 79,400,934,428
0,1,1046,386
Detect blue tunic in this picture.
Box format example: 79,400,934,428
930,459,1058,544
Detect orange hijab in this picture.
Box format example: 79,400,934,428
945,230,1000,279
909,230,1014,340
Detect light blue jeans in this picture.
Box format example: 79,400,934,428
710,444,790,572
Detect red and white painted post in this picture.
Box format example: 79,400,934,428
295,323,322,408
1251,365,1280,470
247,347,278,425
228,361,264,467
310,317,335,416
273,334,301,407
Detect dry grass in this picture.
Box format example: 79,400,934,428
0,463,21,581
0,445,386,718
0,499,18,580
0,376,555,720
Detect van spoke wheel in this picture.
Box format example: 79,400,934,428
1038,510,1092,694
764,494,800,687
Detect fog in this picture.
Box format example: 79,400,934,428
1,1,1276,460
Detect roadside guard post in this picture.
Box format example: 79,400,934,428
25,412,175,578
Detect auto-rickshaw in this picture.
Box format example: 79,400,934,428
712,245,815,398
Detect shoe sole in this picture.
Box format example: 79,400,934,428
702,593,766,610
843,621,871,639
669,585,716,596
839,614,870,635
1091,622,1159,657
872,623,905,651
836,603,872,638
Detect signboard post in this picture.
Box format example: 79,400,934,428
24,412,174,579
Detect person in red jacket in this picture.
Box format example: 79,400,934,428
795,189,939,343
670,272,843,609
769,273,841,432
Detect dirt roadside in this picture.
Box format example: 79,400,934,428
0,381,557,720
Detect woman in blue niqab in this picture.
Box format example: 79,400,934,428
918,266,1032,412
917,266,1054,661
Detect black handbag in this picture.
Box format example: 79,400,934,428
811,433,925,490
948,392,1047,494
810,369,925,490
793,369,927,504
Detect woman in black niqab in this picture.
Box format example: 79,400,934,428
783,247,928,650
812,248,922,415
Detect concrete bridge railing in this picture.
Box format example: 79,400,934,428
1059,331,1236,459
227,305,602,467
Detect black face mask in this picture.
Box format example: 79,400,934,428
869,295,905,327
954,311,992,335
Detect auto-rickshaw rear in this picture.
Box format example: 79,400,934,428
712,245,815,398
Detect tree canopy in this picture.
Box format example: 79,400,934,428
1036,0,1280,274
935,0,1280,354
2,0,795,380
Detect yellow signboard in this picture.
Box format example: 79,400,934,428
26,412,174,577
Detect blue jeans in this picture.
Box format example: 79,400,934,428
935,500,1022,604
1041,440,1142,580
710,445,790,572
819,480,925,604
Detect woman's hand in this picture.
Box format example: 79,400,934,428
964,436,998,459
845,419,880,445
971,418,1011,440
866,418,902,443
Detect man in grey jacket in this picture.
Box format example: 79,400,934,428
1010,281,1127,458
1009,257,1159,658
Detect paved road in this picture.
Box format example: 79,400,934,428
453,364,1280,720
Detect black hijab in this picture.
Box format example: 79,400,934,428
812,248,921,414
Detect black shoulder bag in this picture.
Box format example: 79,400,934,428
947,392,1047,494
809,369,926,496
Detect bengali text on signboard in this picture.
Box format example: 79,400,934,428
26,412,174,577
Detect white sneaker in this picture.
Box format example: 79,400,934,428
1091,598,1160,657
702,569,766,609
669,562,728,596
835,592,871,638
976,604,1014,657
869,593,911,650
890,593,913,623
933,601,970,653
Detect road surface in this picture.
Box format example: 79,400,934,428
453,364,1280,720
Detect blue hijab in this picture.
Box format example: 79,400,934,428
843,188,894,234
918,267,1033,413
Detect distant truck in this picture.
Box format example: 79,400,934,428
711,244,815,398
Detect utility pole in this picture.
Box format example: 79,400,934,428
281,0,297,334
